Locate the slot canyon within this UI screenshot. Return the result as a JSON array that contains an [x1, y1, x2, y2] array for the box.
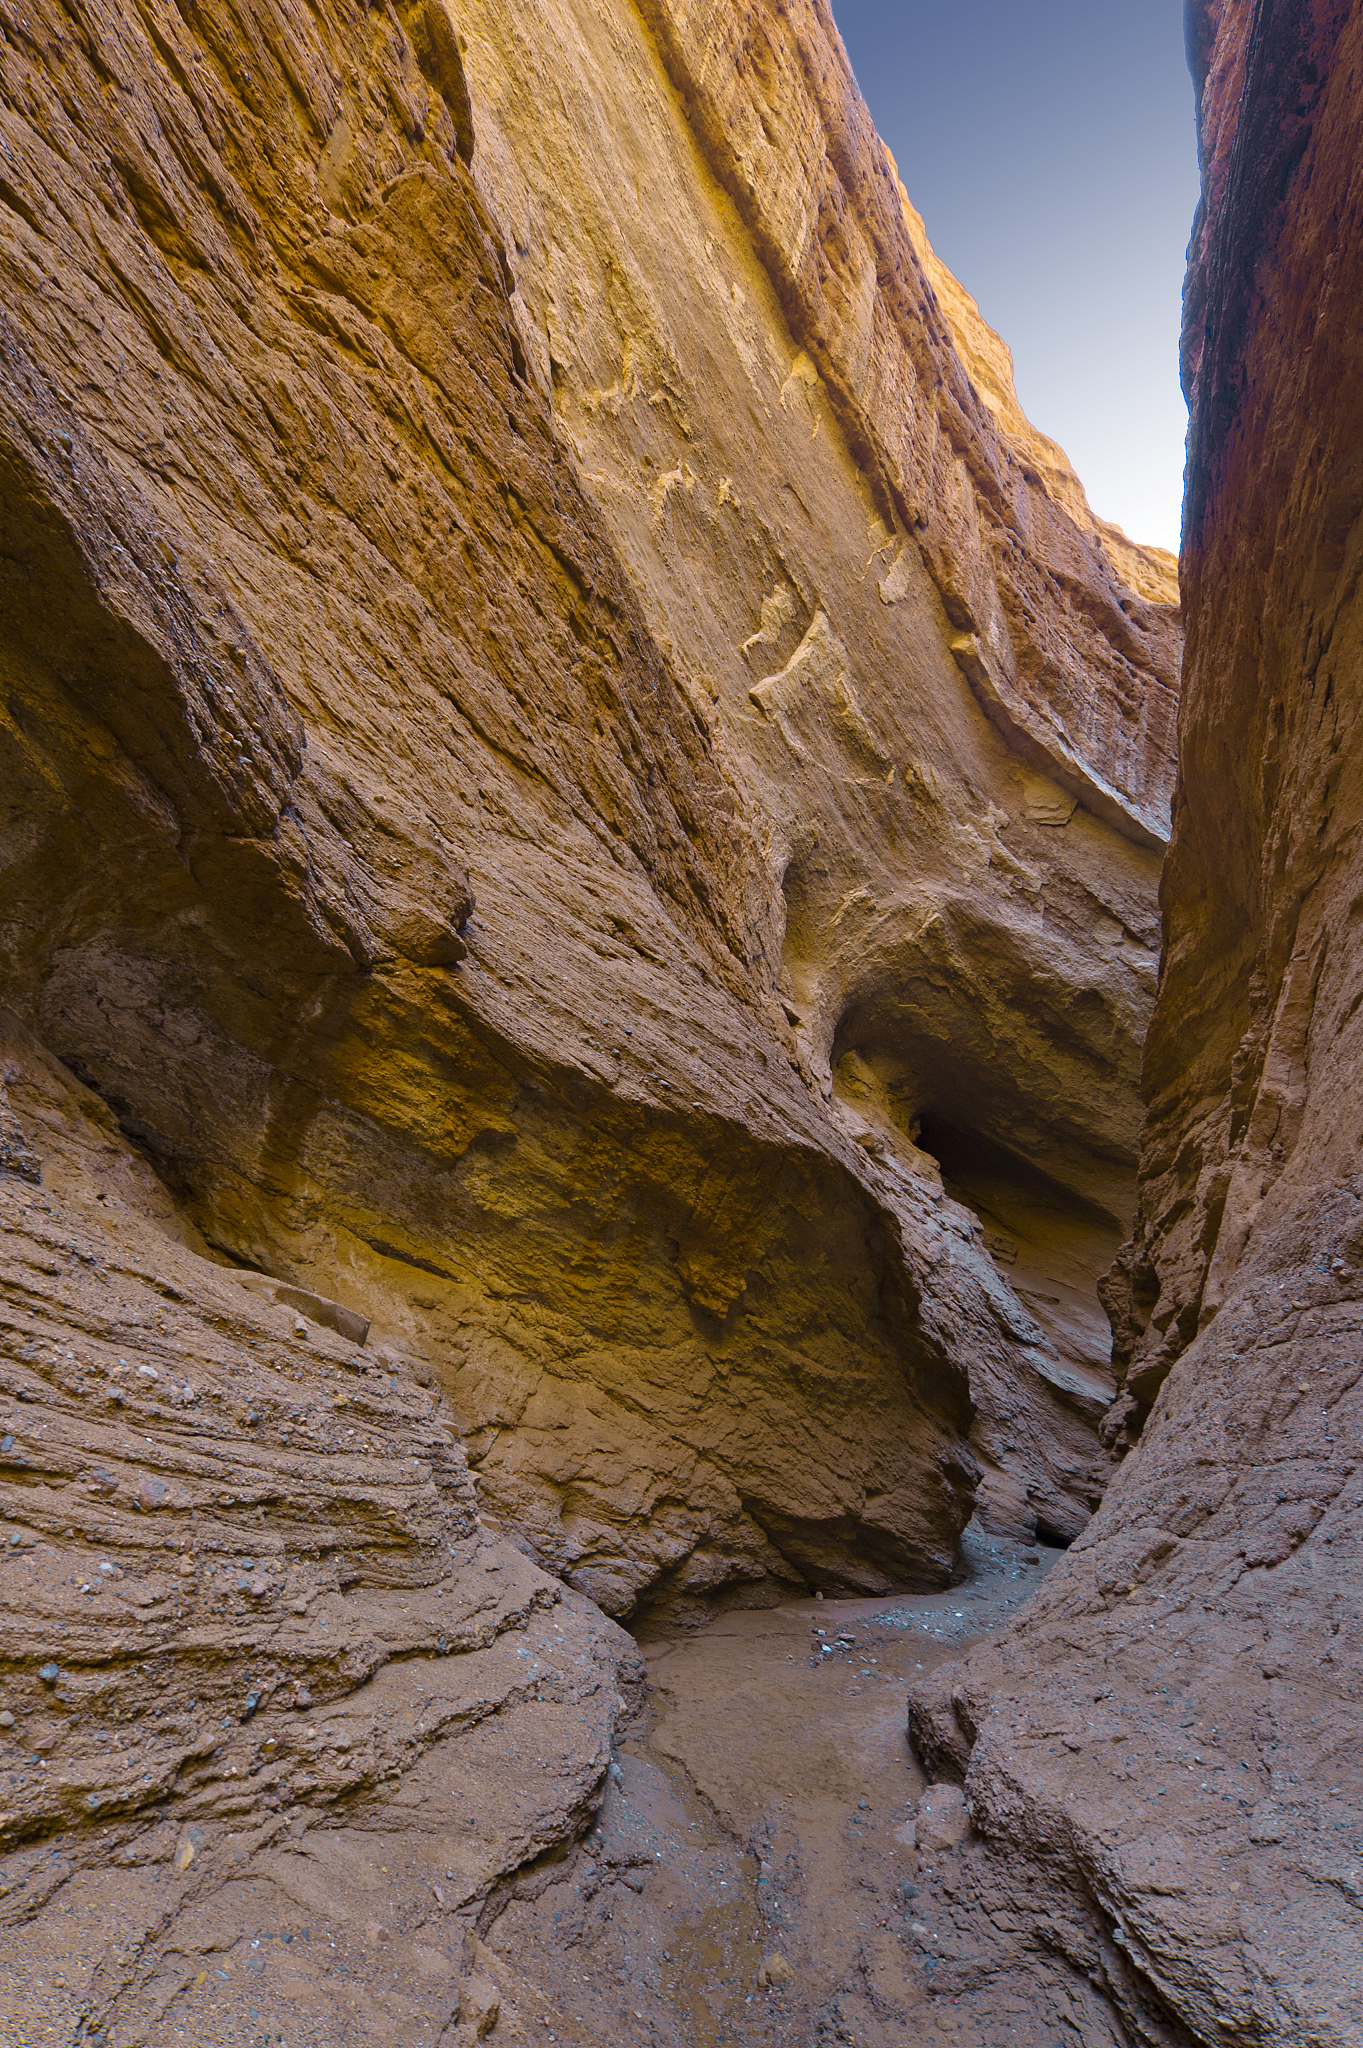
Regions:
[[0, 1, 1357, 2043]]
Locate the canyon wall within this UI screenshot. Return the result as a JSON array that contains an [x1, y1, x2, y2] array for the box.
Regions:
[[0, 0, 1178, 2037], [909, 3, 1363, 2042]]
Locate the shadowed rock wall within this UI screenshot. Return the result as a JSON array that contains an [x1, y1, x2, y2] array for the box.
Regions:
[[458, 0, 1179, 1547], [908, 5, 1363, 2041], [0, 0, 1178, 1626]]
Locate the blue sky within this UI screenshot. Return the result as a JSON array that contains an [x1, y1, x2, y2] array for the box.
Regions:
[[831, 1, 1200, 553]]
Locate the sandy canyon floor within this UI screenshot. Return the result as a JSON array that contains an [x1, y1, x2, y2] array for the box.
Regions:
[[543, 1530, 1061, 2048]]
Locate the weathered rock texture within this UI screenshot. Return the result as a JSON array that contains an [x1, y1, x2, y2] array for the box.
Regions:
[[0, 0, 1176, 1609], [909, 4, 1363, 2042], [0, 0, 1180, 2037], [0, 1013, 641, 2045]]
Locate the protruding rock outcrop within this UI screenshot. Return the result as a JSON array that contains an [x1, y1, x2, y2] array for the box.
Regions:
[[909, 5, 1363, 2041]]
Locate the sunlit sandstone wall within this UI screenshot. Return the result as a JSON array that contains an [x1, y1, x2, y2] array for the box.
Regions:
[[1, 0, 1175, 1649], [460, 0, 1180, 1551]]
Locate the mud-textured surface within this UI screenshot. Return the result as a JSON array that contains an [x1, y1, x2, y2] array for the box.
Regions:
[[491, 1527, 1073, 2048], [1, 0, 1186, 2038], [908, 6, 1363, 2044]]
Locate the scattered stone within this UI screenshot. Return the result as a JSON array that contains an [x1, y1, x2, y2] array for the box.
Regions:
[[173, 1824, 205, 1873], [917, 1783, 969, 1852], [757, 1953, 794, 1990]]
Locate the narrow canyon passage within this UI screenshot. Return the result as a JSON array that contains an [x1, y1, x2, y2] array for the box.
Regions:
[[2, 0, 1361, 2043], [491, 1528, 1064, 2048]]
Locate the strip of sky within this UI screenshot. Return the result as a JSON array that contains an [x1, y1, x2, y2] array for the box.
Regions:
[[831, 0, 1199, 554]]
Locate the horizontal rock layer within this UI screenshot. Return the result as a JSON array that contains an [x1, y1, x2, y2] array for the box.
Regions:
[[0, 1018, 640, 2044]]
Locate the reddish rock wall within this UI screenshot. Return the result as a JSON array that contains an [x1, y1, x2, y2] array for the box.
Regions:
[[909, 6, 1363, 2041]]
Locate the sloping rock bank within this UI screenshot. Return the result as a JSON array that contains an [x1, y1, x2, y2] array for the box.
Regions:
[[909, 5, 1363, 2041], [0, 1019, 640, 2046], [0, 0, 1181, 2037]]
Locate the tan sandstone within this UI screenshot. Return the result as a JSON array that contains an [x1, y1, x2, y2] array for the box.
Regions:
[[0, 0, 1183, 2039], [907, 5, 1363, 2043]]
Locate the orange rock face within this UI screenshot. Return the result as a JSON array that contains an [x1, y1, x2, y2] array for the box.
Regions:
[[0, 0, 1181, 2036], [909, 5, 1363, 2041]]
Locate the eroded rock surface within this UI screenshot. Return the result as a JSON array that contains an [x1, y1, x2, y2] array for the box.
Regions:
[[0, 1018, 639, 2044], [909, 5, 1363, 2041], [0, 0, 1181, 1622], [1, 0, 1181, 2036]]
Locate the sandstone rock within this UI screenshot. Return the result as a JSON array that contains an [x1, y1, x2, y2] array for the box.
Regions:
[[0, 0, 1178, 1627], [907, 6, 1363, 2041], [231, 1272, 371, 1348], [457, 0, 1178, 1565], [0, 0, 1189, 2037]]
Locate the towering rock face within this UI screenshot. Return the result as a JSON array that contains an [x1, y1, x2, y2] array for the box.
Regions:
[[909, 5, 1363, 2042], [0, 0, 1178, 2036], [0, 0, 1176, 1620]]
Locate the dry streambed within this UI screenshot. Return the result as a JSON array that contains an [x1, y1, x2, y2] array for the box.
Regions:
[[486, 1526, 1059, 2047]]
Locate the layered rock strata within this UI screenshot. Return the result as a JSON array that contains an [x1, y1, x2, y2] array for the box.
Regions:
[[0, 0, 1175, 1613], [0, 0, 1181, 2038], [909, 4, 1363, 2041], [0, 1015, 640, 2045], [466, 0, 1179, 1548]]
